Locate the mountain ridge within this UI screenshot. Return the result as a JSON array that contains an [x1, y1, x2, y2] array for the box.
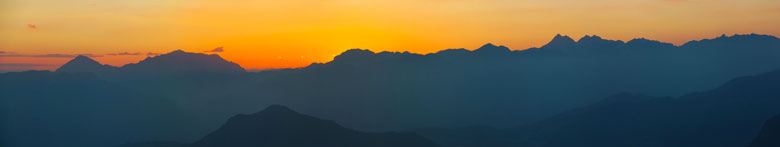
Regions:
[[52, 33, 778, 73], [121, 105, 439, 147], [55, 50, 245, 76], [55, 55, 117, 73]]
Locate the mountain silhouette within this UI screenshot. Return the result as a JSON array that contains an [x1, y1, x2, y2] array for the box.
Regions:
[[3, 34, 780, 147], [541, 34, 576, 49], [121, 105, 438, 147], [748, 114, 780, 147], [266, 33, 780, 131], [192, 105, 437, 147], [121, 50, 245, 74], [54, 50, 245, 77], [416, 68, 780, 147], [55, 55, 117, 73], [575, 35, 624, 47], [472, 43, 511, 56]]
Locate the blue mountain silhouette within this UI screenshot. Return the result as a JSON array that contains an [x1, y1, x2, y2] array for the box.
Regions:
[[3, 34, 780, 147], [55, 55, 117, 73], [121, 105, 438, 147], [416, 68, 780, 147], [748, 114, 780, 147], [56, 50, 244, 77]]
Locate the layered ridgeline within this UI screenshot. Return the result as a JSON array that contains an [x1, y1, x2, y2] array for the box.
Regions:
[[56, 50, 245, 77], [120, 105, 438, 147], [256, 34, 780, 131], [2, 34, 780, 147], [415, 67, 780, 147]]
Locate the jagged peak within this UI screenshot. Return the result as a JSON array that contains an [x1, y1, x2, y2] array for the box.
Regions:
[[542, 34, 576, 48], [576, 35, 625, 47], [626, 38, 675, 47], [681, 33, 779, 47], [578, 35, 604, 42]]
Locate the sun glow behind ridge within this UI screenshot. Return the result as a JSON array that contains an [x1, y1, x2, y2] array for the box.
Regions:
[[1, 0, 779, 71]]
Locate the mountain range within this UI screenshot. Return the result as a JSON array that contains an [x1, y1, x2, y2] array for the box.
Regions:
[[2, 33, 780, 147], [56, 50, 245, 78], [414, 67, 780, 146]]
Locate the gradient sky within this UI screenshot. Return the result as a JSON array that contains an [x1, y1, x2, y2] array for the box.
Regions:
[[1, 0, 779, 71]]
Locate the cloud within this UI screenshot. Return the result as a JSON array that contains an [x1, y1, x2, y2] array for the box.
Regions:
[[0, 63, 53, 67], [27, 24, 37, 29], [1, 50, 163, 58], [205, 46, 224, 52], [0, 53, 103, 58], [105, 51, 163, 56], [146, 52, 161, 56], [106, 52, 143, 56]]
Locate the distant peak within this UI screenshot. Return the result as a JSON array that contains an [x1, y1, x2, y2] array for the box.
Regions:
[[332, 49, 376, 62], [578, 35, 603, 42], [120, 49, 246, 73], [542, 34, 576, 48], [74, 55, 91, 59], [68, 55, 99, 63], [626, 38, 675, 47], [474, 43, 511, 54], [341, 49, 375, 55], [681, 33, 780, 47], [576, 35, 625, 47], [253, 104, 299, 116], [480, 43, 498, 48], [166, 50, 187, 55], [55, 54, 111, 73], [552, 34, 575, 42]]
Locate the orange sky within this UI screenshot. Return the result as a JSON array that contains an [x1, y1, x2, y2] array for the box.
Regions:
[[1, 0, 779, 71]]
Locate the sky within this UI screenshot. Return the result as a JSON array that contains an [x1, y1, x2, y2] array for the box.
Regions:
[[1, 0, 779, 71]]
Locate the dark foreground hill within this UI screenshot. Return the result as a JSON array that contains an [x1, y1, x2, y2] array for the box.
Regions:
[[121, 105, 438, 147], [415, 68, 780, 147], [748, 114, 780, 147]]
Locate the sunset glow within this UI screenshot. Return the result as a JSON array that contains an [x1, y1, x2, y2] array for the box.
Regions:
[[2, 0, 779, 71]]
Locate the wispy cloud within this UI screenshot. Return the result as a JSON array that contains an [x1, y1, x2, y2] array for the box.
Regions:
[[204, 46, 224, 52], [0, 63, 54, 67], [27, 24, 37, 29], [106, 51, 162, 56], [146, 52, 161, 56], [0, 53, 103, 58], [0, 51, 14, 54], [106, 52, 143, 56]]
